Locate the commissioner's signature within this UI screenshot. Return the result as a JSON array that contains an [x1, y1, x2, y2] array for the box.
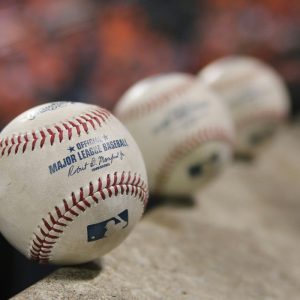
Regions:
[[68, 150, 125, 177], [153, 101, 208, 134]]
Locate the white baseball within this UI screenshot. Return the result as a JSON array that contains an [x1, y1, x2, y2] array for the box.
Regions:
[[114, 73, 235, 197], [198, 56, 290, 157], [0, 102, 148, 265]]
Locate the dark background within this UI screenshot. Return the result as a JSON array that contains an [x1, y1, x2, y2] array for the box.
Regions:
[[0, 0, 299, 299]]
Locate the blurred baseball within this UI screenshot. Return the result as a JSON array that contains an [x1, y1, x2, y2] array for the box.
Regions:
[[198, 56, 290, 157], [115, 73, 235, 197], [0, 102, 148, 264]]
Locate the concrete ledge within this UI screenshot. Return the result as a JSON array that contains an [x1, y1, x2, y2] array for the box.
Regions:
[[14, 125, 300, 299]]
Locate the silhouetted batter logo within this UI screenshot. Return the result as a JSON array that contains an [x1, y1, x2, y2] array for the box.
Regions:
[[248, 127, 275, 146], [87, 209, 129, 242], [188, 152, 219, 178]]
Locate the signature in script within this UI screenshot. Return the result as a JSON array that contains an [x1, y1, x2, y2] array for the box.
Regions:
[[68, 150, 125, 177]]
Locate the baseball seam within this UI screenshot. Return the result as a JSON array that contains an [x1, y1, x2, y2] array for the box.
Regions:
[[118, 80, 193, 122], [29, 171, 148, 264], [154, 126, 234, 192], [0, 108, 110, 157]]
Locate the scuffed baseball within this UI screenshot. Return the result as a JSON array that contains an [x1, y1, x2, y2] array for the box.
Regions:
[[115, 73, 235, 197], [0, 102, 148, 265], [198, 56, 290, 157]]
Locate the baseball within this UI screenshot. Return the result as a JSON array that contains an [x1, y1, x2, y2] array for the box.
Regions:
[[0, 102, 148, 265], [198, 56, 290, 157], [114, 73, 235, 197]]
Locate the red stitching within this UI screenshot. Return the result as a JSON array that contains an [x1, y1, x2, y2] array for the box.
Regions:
[[7, 136, 15, 155], [0, 108, 110, 157], [29, 171, 148, 264], [23, 134, 29, 153], [154, 127, 234, 193], [40, 130, 46, 148], [118, 80, 193, 122]]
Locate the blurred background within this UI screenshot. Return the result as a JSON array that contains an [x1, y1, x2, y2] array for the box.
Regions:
[[0, 0, 299, 298]]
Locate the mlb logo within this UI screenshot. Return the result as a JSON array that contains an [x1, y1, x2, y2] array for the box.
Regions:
[[87, 209, 129, 242]]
